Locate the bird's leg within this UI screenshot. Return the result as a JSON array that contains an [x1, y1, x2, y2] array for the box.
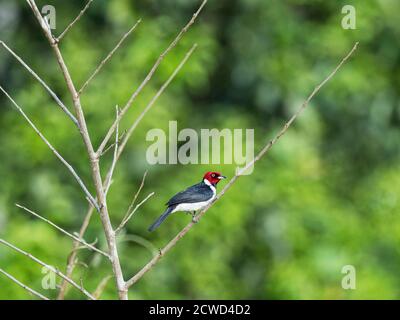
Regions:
[[191, 211, 198, 223], [185, 211, 196, 217]]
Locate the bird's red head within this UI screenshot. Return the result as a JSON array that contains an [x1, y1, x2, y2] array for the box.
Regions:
[[203, 171, 226, 186]]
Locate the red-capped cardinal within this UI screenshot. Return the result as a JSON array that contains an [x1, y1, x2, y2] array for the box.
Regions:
[[148, 171, 226, 231]]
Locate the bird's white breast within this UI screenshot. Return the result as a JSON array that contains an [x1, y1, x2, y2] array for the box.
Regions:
[[173, 201, 212, 212]]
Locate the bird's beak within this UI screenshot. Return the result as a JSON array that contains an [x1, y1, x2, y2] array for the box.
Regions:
[[218, 175, 226, 179]]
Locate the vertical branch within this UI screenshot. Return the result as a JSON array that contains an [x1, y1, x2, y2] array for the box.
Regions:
[[27, 0, 127, 300], [19, 0, 206, 300]]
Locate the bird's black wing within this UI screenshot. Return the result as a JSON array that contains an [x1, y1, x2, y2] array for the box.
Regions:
[[166, 182, 214, 206]]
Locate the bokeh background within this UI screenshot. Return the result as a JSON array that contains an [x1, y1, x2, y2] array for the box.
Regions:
[[0, 0, 399, 299]]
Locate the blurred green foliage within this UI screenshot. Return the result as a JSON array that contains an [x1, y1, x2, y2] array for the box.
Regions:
[[0, 0, 399, 299]]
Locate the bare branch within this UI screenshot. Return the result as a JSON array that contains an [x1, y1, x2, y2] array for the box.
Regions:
[[104, 106, 120, 195], [0, 268, 50, 300], [0, 41, 78, 127], [0, 238, 95, 300], [27, 0, 128, 299], [78, 19, 142, 95], [26, 0, 205, 300], [74, 240, 98, 252], [26, 0, 56, 44], [96, 0, 207, 156], [57, 0, 94, 42], [115, 192, 155, 235], [123, 171, 148, 220], [125, 42, 360, 289], [0, 86, 99, 211], [15, 204, 109, 258]]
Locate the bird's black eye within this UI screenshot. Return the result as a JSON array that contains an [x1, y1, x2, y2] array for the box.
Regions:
[[211, 173, 215, 178]]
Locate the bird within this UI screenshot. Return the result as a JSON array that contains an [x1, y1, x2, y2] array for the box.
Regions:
[[148, 171, 226, 232]]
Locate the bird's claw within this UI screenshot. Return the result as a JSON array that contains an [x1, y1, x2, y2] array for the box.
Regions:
[[192, 212, 199, 224]]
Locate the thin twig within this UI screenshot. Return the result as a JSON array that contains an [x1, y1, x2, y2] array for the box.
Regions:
[[115, 192, 155, 234], [123, 171, 148, 220], [0, 86, 99, 211], [100, 130, 127, 157], [124, 42, 360, 289], [57, 0, 94, 42], [96, 0, 207, 156], [0, 268, 50, 300], [15, 204, 109, 258], [0, 238, 95, 300], [0, 41, 78, 127], [104, 106, 120, 195], [78, 19, 142, 95], [119, 44, 198, 154]]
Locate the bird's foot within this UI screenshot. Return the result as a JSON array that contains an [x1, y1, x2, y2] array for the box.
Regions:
[[191, 211, 198, 223]]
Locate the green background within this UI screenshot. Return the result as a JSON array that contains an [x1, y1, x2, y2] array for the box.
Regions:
[[0, 0, 399, 299]]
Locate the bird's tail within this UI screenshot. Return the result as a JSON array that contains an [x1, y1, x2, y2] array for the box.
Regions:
[[148, 206, 175, 232]]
